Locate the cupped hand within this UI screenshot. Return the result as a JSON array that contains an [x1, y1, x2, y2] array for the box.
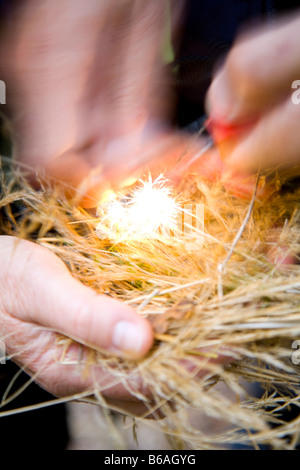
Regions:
[[0, 235, 153, 399]]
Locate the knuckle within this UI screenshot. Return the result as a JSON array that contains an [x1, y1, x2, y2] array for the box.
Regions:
[[226, 44, 258, 91], [70, 293, 105, 348], [71, 302, 92, 342]]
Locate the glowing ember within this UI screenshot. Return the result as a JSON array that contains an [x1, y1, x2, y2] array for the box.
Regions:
[[96, 176, 178, 242]]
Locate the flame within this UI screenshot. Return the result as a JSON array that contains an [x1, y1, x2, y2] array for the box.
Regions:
[[96, 176, 178, 242]]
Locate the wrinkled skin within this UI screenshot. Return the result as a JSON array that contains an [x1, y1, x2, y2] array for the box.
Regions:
[[0, 236, 153, 400]]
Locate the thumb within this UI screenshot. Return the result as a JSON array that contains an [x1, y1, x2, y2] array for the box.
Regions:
[[0, 236, 153, 359]]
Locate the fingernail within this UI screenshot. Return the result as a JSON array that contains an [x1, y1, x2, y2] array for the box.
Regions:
[[112, 321, 146, 358]]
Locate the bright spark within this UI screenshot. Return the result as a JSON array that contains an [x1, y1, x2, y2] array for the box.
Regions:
[[96, 175, 179, 242]]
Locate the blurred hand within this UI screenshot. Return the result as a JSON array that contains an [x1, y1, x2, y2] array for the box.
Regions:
[[0, 0, 185, 207], [0, 0, 259, 203], [206, 12, 300, 173]]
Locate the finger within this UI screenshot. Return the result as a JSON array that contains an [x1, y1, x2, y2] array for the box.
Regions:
[[222, 95, 300, 172], [161, 138, 268, 200], [0, 311, 148, 399], [0, 236, 153, 359], [102, 0, 169, 133], [206, 13, 300, 124], [90, 0, 185, 138], [80, 0, 175, 163]]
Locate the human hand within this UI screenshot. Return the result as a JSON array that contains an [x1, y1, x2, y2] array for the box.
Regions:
[[0, 0, 185, 207], [206, 12, 300, 173], [0, 234, 235, 417], [0, 235, 153, 399]]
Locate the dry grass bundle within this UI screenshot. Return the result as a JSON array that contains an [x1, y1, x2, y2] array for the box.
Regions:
[[1, 155, 300, 450]]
